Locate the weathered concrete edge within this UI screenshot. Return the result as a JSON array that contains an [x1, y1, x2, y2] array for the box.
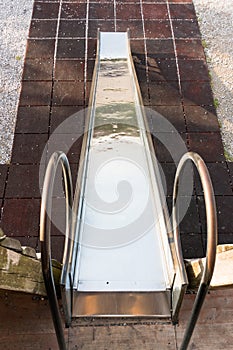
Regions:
[[0, 245, 61, 296], [185, 244, 233, 290]]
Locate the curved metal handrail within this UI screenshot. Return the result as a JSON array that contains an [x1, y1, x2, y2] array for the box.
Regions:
[[40, 151, 73, 350], [172, 152, 217, 350]]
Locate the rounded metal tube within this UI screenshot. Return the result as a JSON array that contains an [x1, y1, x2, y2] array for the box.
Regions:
[[40, 151, 73, 350], [172, 152, 217, 350]]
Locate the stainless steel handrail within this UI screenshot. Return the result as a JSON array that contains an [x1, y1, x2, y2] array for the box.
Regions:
[[172, 152, 217, 350], [40, 151, 73, 350]]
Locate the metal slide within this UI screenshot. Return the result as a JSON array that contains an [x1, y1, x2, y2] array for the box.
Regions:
[[40, 32, 217, 350]]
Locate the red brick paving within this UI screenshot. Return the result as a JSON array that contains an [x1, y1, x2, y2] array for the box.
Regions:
[[0, 0, 232, 263]]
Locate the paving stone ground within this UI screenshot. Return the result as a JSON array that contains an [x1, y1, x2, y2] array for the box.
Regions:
[[0, 0, 232, 260], [0, 1, 233, 349], [1, 288, 233, 349]]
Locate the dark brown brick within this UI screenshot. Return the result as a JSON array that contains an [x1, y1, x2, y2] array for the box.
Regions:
[[172, 19, 201, 39], [61, 3, 86, 19], [87, 39, 97, 59], [19, 81, 52, 106], [181, 233, 204, 259], [22, 59, 53, 81], [149, 105, 186, 133], [195, 162, 232, 196], [57, 39, 85, 58], [0, 165, 8, 198], [86, 60, 95, 81], [54, 60, 84, 81], [146, 39, 175, 59], [198, 195, 233, 234], [184, 105, 219, 132], [53, 81, 85, 106], [169, 196, 200, 233], [182, 82, 214, 106], [6, 165, 41, 198], [29, 20, 58, 38], [116, 3, 141, 20], [218, 233, 233, 246], [149, 81, 181, 106], [68, 136, 83, 163], [145, 20, 172, 39], [176, 39, 205, 60], [188, 132, 225, 162], [148, 58, 178, 82], [136, 0, 166, 1], [32, 2, 59, 19], [11, 134, 48, 164], [1, 199, 41, 237], [58, 20, 85, 38], [142, 3, 168, 20], [89, 0, 114, 2], [168, 0, 192, 2], [26, 39, 55, 59], [89, 3, 114, 20], [130, 40, 146, 56], [178, 60, 209, 82], [228, 162, 233, 188], [169, 4, 196, 19], [15, 106, 50, 134], [50, 106, 85, 133], [166, 197, 202, 236], [141, 0, 166, 2]]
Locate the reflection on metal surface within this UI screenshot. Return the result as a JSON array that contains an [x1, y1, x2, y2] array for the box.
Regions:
[[74, 31, 173, 294], [73, 291, 170, 317], [61, 32, 187, 318]]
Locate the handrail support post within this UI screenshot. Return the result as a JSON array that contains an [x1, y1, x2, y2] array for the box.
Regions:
[[40, 152, 73, 350], [172, 152, 217, 350]]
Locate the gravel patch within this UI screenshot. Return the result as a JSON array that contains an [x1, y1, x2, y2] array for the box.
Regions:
[[0, 0, 34, 164], [193, 0, 233, 160]]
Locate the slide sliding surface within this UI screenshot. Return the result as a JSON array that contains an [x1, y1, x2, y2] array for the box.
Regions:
[[62, 32, 186, 318]]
